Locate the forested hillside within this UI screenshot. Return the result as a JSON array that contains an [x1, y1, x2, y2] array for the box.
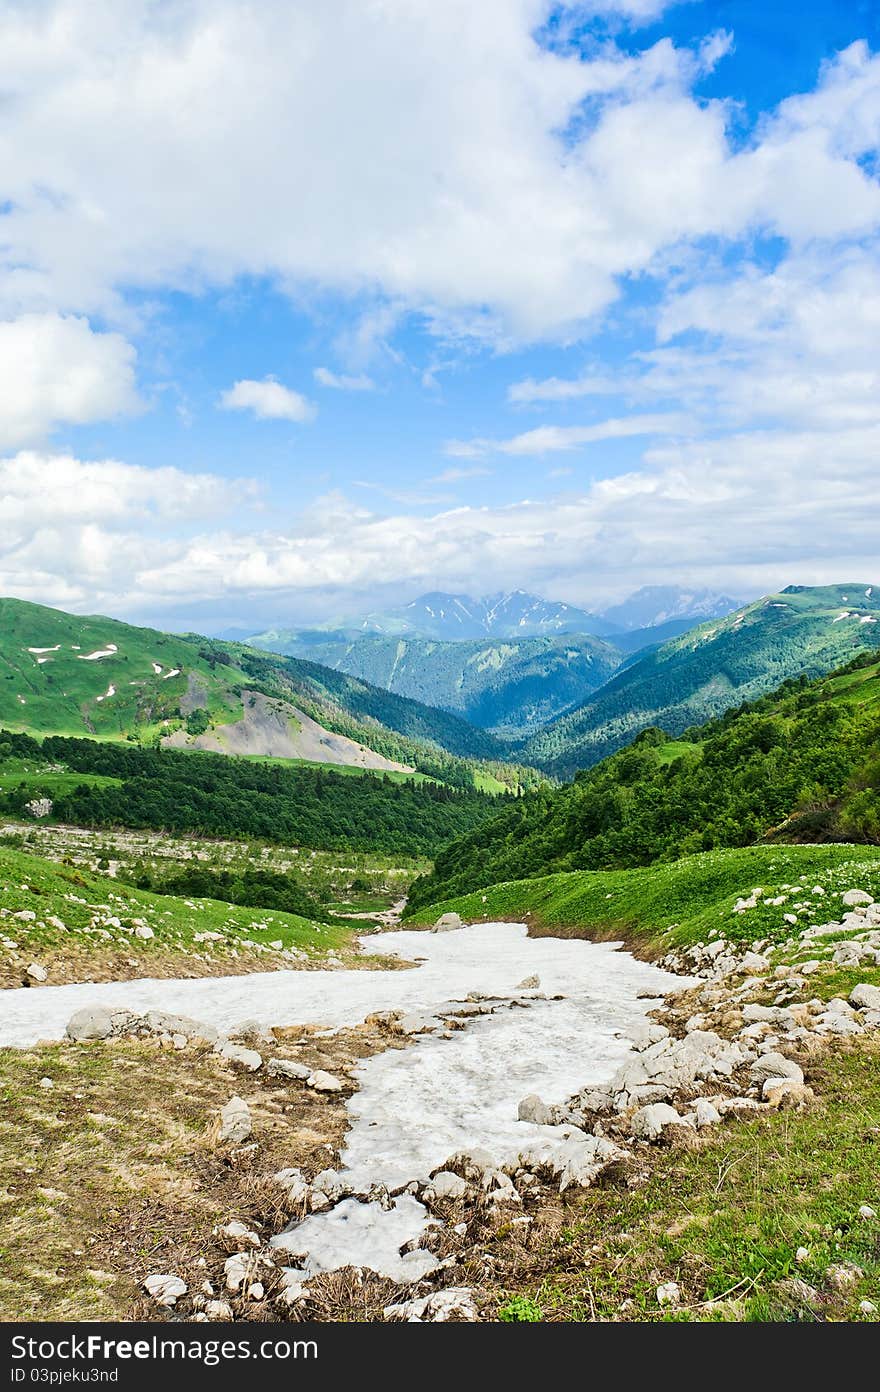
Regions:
[[0, 730, 507, 857], [522, 584, 880, 777], [408, 652, 880, 908]]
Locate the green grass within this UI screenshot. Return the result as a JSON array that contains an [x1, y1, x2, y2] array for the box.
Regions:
[[406, 843, 880, 953], [499, 1042, 880, 1322], [0, 842, 350, 965]]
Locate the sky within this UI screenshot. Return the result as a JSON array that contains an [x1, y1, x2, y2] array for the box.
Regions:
[[1, 0, 879, 633]]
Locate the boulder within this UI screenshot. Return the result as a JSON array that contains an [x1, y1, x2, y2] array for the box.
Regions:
[[217, 1042, 263, 1071], [762, 1078, 814, 1107], [26, 962, 47, 982], [267, 1057, 312, 1080], [143, 1274, 187, 1307], [842, 889, 874, 906], [143, 1011, 218, 1045], [433, 912, 464, 932], [693, 1098, 722, 1129], [740, 952, 770, 975], [425, 1170, 468, 1201], [308, 1069, 343, 1093], [384, 1288, 477, 1322], [516, 975, 540, 990], [517, 1094, 555, 1126], [656, 1282, 680, 1307], [850, 982, 880, 1012], [749, 1052, 804, 1086], [218, 1095, 252, 1144], [66, 1006, 115, 1041], [630, 1102, 683, 1141]]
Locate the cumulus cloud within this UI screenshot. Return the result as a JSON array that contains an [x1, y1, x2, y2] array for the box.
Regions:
[[0, 5, 877, 344], [313, 367, 375, 391], [0, 313, 139, 447], [219, 377, 316, 422]]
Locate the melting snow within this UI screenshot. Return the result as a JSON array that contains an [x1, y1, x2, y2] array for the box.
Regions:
[[151, 663, 163, 674], [95, 684, 116, 703], [833, 611, 851, 622], [77, 645, 118, 661], [0, 924, 683, 1279], [163, 668, 181, 679]]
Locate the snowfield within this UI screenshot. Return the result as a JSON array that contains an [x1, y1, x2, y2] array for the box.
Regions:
[[0, 923, 683, 1280]]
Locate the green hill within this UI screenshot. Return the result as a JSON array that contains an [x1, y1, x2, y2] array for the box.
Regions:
[[0, 597, 539, 791], [521, 584, 880, 778], [247, 629, 622, 735], [408, 650, 880, 908]]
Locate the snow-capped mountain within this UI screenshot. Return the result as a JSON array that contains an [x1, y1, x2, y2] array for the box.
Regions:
[[356, 590, 616, 640], [599, 586, 743, 633]]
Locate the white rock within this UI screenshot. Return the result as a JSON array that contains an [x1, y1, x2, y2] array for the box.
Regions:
[[205, 1300, 233, 1319], [630, 1102, 683, 1141], [860, 1300, 877, 1315], [267, 1057, 312, 1080], [432, 912, 463, 932], [858, 1204, 876, 1220], [851, 983, 880, 1012], [693, 1098, 721, 1128], [26, 962, 47, 982], [842, 889, 874, 906], [384, 1287, 477, 1322], [740, 952, 770, 974], [218, 1095, 252, 1144], [217, 1220, 261, 1249], [217, 1042, 263, 1071], [144, 1274, 187, 1307], [749, 1052, 804, 1086], [656, 1281, 680, 1307], [308, 1069, 343, 1093], [796, 1247, 810, 1264], [134, 924, 154, 940], [517, 1094, 555, 1125], [426, 1170, 468, 1201], [224, 1253, 252, 1293], [273, 1168, 311, 1204], [516, 975, 540, 990]]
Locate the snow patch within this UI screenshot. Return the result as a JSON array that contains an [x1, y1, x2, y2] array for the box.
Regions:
[[27, 645, 60, 654], [95, 684, 116, 703], [163, 668, 181, 680], [151, 663, 163, 675], [77, 645, 118, 661]]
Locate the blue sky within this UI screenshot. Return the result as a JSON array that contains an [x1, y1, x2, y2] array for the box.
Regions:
[[1, 0, 879, 632]]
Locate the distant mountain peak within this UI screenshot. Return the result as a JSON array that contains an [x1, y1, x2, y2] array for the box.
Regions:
[[355, 590, 616, 640], [600, 585, 743, 632]]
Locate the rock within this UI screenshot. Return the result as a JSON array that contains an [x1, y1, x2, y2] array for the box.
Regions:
[[842, 889, 874, 906], [205, 1300, 233, 1319], [143, 1274, 187, 1307], [384, 1288, 477, 1322], [850, 983, 880, 1012], [630, 1103, 683, 1141], [693, 1098, 721, 1128], [218, 1095, 252, 1144], [134, 924, 154, 940], [749, 1052, 804, 1086], [433, 912, 463, 932], [26, 962, 48, 982], [224, 1253, 252, 1293], [656, 1281, 680, 1307], [38, 1076, 54, 1090], [740, 952, 770, 975], [217, 1220, 261, 1249], [517, 1094, 555, 1126], [247, 1282, 264, 1300], [308, 1070, 343, 1093], [217, 1042, 263, 1071], [143, 1011, 218, 1045], [825, 1263, 861, 1291], [762, 1079, 814, 1107], [816, 1012, 863, 1036], [610, 1028, 750, 1109], [858, 1204, 876, 1220], [795, 1246, 810, 1263], [425, 1170, 468, 1201], [396, 1012, 437, 1036], [717, 1096, 766, 1116], [516, 974, 540, 990], [273, 1168, 311, 1204], [860, 1301, 877, 1315], [66, 1006, 115, 1041], [267, 1057, 312, 1080]]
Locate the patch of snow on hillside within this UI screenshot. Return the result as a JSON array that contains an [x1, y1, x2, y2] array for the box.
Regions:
[[151, 663, 163, 674], [860, 616, 877, 624], [163, 668, 181, 679], [833, 611, 851, 622], [95, 684, 116, 703], [77, 645, 118, 661], [28, 645, 60, 654]]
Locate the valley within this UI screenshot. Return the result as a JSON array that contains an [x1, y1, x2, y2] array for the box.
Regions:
[[1, 585, 879, 1326]]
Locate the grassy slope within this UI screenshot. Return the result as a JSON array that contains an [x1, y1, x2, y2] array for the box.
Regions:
[[523, 584, 880, 777], [0, 596, 529, 787], [0, 841, 354, 984], [410, 654, 880, 909], [407, 843, 880, 953]]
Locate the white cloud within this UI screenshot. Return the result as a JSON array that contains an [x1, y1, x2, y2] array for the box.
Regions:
[[447, 413, 692, 456], [0, 313, 139, 447], [508, 371, 623, 404], [313, 367, 375, 391], [0, 6, 876, 344], [219, 377, 316, 422], [429, 466, 492, 483]]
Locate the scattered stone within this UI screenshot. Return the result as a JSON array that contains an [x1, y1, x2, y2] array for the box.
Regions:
[[749, 1052, 804, 1086], [795, 1247, 810, 1264], [517, 1094, 555, 1126], [26, 963, 47, 982], [218, 1095, 252, 1144], [308, 1070, 343, 1093], [143, 1274, 187, 1307], [762, 1079, 814, 1108], [267, 1058, 311, 1081], [842, 890, 874, 906], [205, 1300, 233, 1320], [217, 1220, 261, 1249], [38, 1076, 54, 1090], [66, 1007, 115, 1041], [693, 1098, 721, 1128], [656, 1281, 680, 1307], [860, 1301, 877, 1315], [740, 952, 770, 975], [850, 983, 880, 1012], [516, 975, 540, 990], [384, 1288, 477, 1322], [433, 912, 463, 932], [630, 1103, 683, 1141], [858, 1204, 876, 1220], [425, 1171, 469, 1201], [217, 1042, 263, 1071]]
